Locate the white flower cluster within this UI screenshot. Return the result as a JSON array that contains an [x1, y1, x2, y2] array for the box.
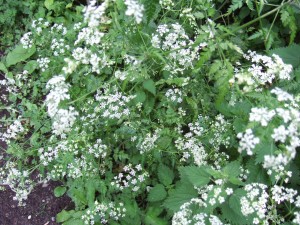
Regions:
[[0, 119, 24, 143], [87, 139, 108, 158], [151, 23, 201, 74], [249, 107, 275, 127], [50, 23, 67, 36], [62, 58, 79, 74], [51, 38, 70, 56], [114, 70, 128, 81], [1, 162, 34, 206], [94, 87, 135, 120], [38, 141, 69, 166], [231, 51, 293, 92], [124, 0, 144, 24], [165, 87, 183, 103], [208, 115, 231, 150], [240, 183, 269, 224], [81, 201, 126, 225], [45, 75, 78, 138], [237, 129, 260, 156], [67, 157, 97, 179], [111, 164, 148, 192], [20, 32, 33, 49], [271, 185, 297, 204], [31, 18, 50, 35], [75, 27, 105, 46], [241, 183, 300, 224], [175, 136, 207, 166], [172, 197, 224, 225], [83, 0, 110, 28], [248, 88, 300, 171], [159, 0, 174, 10], [138, 130, 160, 154], [37, 57, 50, 72]]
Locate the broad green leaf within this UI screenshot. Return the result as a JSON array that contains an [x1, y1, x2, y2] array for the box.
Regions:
[[223, 161, 241, 178], [24, 60, 38, 74], [268, 44, 300, 68], [54, 186, 67, 197], [157, 164, 174, 186], [45, 0, 54, 10], [0, 62, 8, 73], [179, 166, 211, 187], [56, 210, 72, 223], [62, 219, 84, 225], [6, 45, 36, 67], [148, 184, 167, 202], [143, 79, 156, 95], [163, 181, 198, 211]]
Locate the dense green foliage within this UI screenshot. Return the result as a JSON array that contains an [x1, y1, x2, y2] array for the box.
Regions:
[[1, 0, 300, 224]]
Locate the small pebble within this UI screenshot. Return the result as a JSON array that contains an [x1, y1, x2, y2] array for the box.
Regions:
[[28, 215, 31, 220]]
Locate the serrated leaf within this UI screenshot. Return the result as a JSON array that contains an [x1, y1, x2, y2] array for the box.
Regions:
[[158, 164, 174, 186], [223, 161, 241, 178], [163, 181, 198, 211], [143, 79, 156, 95], [54, 186, 67, 197], [179, 166, 210, 187], [6, 45, 36, 67], [268, 44, 300, 68], [148, 184, 167, 202]]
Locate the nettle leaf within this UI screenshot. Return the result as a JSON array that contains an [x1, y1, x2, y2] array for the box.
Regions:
[[6, 45, 36, 67], [223, 161, 241, 178], [54, 186, 67, 197], [179, 166, 211, 187], [255, 140, 276, 164], [148, 184, 167, 202], [143, 79, 156, 95], [163, 181, 198, 211], [268, 44, 300, 68], [157, 164, 174, 186]]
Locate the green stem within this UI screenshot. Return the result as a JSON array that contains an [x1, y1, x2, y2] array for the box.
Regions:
[[230, 0, 291, 34]]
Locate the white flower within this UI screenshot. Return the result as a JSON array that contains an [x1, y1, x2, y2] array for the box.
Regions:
[[124, 0, 144, 24], [237, 129, 260, 155], [249, 107, 275, 126]]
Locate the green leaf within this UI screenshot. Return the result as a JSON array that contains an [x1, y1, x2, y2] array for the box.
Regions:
[[144, 207, 168, 225], [179, 166, 211, 187], [44, 0, 54, 10], [24, 60, 38, 74], [268, 44, 300, 68], [56, 210, 72, 223], [143, 79, 156, 95], [163, 181, 198, 211], [223, 161, 240, 178], [62, 219, 85, 225], [157, 164, 174, 186], [6, 45, 36, 67], [0, 62, 8, 74], [148, 184, 167, 202], [85, 180, 96, 206], [54, 186, 67, 197]]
